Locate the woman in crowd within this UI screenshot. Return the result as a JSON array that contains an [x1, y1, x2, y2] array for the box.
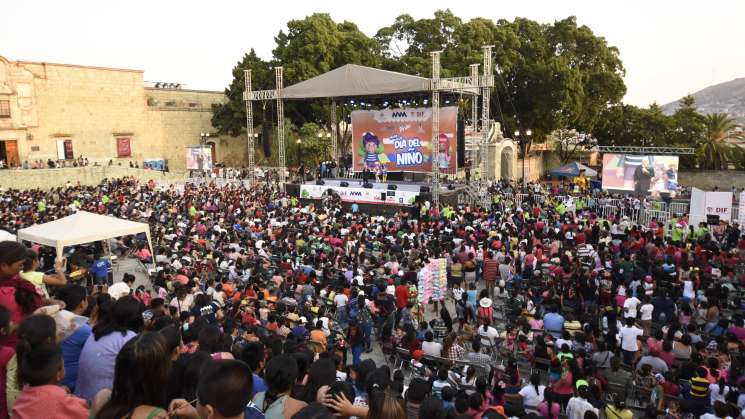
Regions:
[[75, 296, 143, 403], [92, 332, 171, 419]]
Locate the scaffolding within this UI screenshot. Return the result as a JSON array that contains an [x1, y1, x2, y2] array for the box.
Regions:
[[242, 47, 496, 207]]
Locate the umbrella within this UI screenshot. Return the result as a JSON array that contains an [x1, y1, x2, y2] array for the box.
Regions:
[[548, 162, 597, 178]]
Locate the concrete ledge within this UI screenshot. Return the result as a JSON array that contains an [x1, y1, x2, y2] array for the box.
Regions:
[[0, 166, 187, 190]]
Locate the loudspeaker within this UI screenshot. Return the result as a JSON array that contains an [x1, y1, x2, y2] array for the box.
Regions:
[[420, 186, 430, 193], [262, 123, 271, 157], [707, 214, 720, 225], [380, 192, 386, 201], [316, 179, 325, 185], [340, 181, 349, 187], [387, 184, 397, 191], [457, 118, 465, 168], [363, 182, 373, 189]]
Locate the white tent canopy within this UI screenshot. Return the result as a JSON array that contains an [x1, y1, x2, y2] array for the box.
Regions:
[[280, 64, 432, 99], [16, 211, 153, 261]]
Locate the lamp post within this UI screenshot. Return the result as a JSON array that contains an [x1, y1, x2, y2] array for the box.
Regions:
[[514, 129, 532, 186], [200, 132, 210, 144]]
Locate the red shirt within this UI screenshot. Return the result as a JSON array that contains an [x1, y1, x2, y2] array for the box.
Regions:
[[395, 284, 409, 309]]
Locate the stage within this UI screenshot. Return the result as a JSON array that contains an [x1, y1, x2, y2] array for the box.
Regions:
[[286, 178, 469, 212]]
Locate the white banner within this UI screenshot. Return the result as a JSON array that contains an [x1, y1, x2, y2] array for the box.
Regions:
[[705, 191, 733, 223], [689, 187, 706, 226], [299, 184, 419, 206], [739, 191, 745, 227]]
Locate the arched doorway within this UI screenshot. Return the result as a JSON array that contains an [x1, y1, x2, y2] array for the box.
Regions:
[[500, 146, 514, 180]]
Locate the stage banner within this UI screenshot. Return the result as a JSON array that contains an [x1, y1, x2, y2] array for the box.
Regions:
[[299, 184, 419, 206], [351, 107, 457, 174], [705, 191, 733, 223], [185, 146, 213, 170]]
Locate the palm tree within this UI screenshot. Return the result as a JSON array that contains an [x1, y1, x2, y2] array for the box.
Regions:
[[699, 113, 741, 170]]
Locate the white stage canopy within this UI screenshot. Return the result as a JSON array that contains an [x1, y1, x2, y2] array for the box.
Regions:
[[16, 211, 154, 261], [280, 64, 432, 99]]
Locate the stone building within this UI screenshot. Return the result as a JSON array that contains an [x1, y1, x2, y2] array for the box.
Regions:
[[0, 56, 246, 171]]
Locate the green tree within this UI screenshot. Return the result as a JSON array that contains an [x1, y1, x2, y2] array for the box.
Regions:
[[670, 95, 705, 168], [211, 49, 273, 137], [700, 113, 741, 170]]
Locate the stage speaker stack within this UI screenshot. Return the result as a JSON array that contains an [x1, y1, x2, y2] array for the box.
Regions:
[[420, 186, 430, 193], [387, 184, 397, 191], [316, 179, 325, 185], [457, 118, 465, 168], [340, 181, 349, 187]]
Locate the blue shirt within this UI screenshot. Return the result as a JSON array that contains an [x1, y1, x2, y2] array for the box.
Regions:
[[60, 323, 92, 391], [75, 330, 137, 403], [466, 290, 478, 306], [252, 373, 267, 397], [543, 312, 565, 338], [90, 259, 110, 278]]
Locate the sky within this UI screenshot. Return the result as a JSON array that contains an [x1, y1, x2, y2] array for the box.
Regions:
[[3, 0, 744, 107]]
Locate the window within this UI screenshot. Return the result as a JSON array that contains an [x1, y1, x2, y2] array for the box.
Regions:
[[116, 137, 131, 157], [0, 100, 10, 118]]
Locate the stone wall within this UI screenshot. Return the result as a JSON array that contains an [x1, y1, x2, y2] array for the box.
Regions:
[[15, 61, 147, 164], [0, 166, 187, 190], [678, 171, 745, 191], [0, 57, 248, 171]]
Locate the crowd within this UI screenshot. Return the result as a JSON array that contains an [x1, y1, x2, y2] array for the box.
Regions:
[[0, 174, 742, 419]]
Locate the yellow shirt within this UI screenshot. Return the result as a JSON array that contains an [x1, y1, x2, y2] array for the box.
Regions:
[[20, 271, 48, 298]]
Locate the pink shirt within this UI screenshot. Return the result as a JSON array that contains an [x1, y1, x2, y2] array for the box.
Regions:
[[12, 384, 88, 419]]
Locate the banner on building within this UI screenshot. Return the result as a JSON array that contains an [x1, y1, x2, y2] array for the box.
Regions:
[[116, 137, 131, 157], [351, 107, 457, 174], [739, 191, 745, 227], [299, 184, 419, 206], [143, 159, 165, 171], [185, 146, 212, 170]]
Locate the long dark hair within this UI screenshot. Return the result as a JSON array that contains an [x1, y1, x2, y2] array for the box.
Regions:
[[0, 241, 38, 314], [15, 314, 56, 387], [93, 296, 144, 340], [96, 332, 171, 419]]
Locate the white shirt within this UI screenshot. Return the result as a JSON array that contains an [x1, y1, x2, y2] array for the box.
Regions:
[[640, 304, 654, 321], [518, 385, 545, 408], [422, 341, 443, 357], [566, 397, 598, 419], [683, 280, 695, 299], [623, 296, 641, 318], [478, 326, 499, 341], [618, 325, 643, 351], [334, 293, 348, 308]]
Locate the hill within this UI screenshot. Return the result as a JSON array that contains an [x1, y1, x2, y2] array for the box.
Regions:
[[663, 77, 745, 122]]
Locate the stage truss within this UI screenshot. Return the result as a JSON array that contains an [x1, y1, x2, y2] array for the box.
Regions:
[[594, 146, 695, 155], [243, 47, 496, 206]]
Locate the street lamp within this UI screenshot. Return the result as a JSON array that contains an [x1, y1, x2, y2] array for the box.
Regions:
[[200, 132, 210, 143], [514, 129, 532, 186]]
